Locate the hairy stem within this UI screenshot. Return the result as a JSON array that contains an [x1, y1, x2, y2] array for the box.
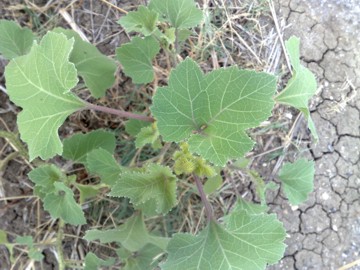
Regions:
[[85, 103, 154, 122], [193, 174, 214, 221], [56, 219, 65, 270]]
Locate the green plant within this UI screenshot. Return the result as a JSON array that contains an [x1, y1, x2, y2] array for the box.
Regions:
[[0, 0, 318, 269]]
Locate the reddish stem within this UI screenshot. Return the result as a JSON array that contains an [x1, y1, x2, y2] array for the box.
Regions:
[[193, 174, 214, 222]]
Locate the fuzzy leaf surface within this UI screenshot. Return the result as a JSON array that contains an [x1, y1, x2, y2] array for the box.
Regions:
[[149, 0, 203, 29], [275, 36, 318, 140], [278, 158, 314, 205], [109, 164, 177, 215], [124, 244, 163, 270], [62, 130, 116, 164], [151, 58, 276, 166], [84, 213, 168, 251], [135, 124, 160, 148], [0, 20, 35, 59], [125, 119, 152, 136], [163, 211, 286, 270], [86, 148, 122, 185], [5, 31, 85, 160], [116, 36, 160, 84], [28, 164, 65, 194], [43, 182, 86, 225], [118, 6, 158, 36]]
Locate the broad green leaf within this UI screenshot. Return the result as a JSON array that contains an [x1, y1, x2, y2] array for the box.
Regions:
[[125, 119, 152, 136], [28, 249, 44, 261], [278, 158, 314, 205], [118, 6, 158, 36], [28, 164, 65, 193], [151, 58, 276, 166], [5, 31, 85, 160], [84, 213, 168, 251], [84, 252, 115, 270], [62, 129, 116, 164], [43, 182, 86, 225], [116, 36, 160, 84], [86, 148, 122, 185], [109, 164, 178, 215], [53, 28, 117, 98], [15, 236, 33, 246], [75, 183, 102, 204], [0, 20, 35, 59], [163, 211, 286, 270], [135, 124, 160, 148], [275, 36, 318, 140], [232, 198, 268, 215], [124, 244, 163, 270], [149, 0, 203, 29], [203, 173, 222, 195]]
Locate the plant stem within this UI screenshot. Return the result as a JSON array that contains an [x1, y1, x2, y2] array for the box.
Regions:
[[56, 219, 65, 270], [85, 103, 154, 122], [193, 174, 214, 222]]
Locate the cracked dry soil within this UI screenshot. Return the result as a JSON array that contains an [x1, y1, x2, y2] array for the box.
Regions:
[[269, 0, 360, 269]]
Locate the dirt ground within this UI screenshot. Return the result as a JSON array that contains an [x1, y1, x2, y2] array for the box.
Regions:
[[0, 0, 359, 269], [268, 0, 360, 269]]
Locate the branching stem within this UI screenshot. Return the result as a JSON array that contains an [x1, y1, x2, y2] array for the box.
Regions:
[[85, 103, 154, 122], [193, 174, 214, 222]]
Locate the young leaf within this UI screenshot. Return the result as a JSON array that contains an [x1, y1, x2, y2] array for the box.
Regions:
[[203, 172, 222, 195], [278, 158, 315, 205], [125, 119, 152, 136], [53, 28, 117, 98], [16, 236, 44, 261], [275, 36, 318, 140], [109, 164, 178, 215], [0, 20, 35, 59], [43, 182, 86, 225], [118, 6, 159, 36], [84, 252, 115, 270], [28, 164, 65, 193], [116, 36, 160, 84], [62, 129, 116, 164], [75, 183, 102, 204], [124, 244, 163, 270], [84, 213, 168, 251], [86, 148, 122, 185], [151, 58, 276, 166], [149, 0, 203, 29], [5, 31, 85, 160], [163, 211, 286, 270], [135, 124, 160, 148]]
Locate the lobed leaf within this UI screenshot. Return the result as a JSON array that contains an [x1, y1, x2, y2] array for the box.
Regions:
[[275, 36, 318, 140], [43, 182, 86, 225], [149, 0, 203, 29], [123, 243, 163, 270], [86, 148, 122, 185], [5, 31, 85, 160], [0, 20, 35, 59], [109, 164, 178, 215], [62, 129, 116, 164], [135, 124, 160, 148], [278, 158, 315, 205], [151, 58, 276, 166], [116, 36, 160, 84], [118, 6, 159, 36], [54, 28, 117, 98], [163, 210, 286, 270]]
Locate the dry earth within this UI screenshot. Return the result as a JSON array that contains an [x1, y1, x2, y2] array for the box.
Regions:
[[268, 0, 360, 269]]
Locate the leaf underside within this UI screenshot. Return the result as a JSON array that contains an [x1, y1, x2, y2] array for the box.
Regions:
[[5, 31, 85, 160], [275, 36, 318, 140], [163, 210, 286, 270], [278, 158, 315, 205], [151, 58, 276, 166]]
